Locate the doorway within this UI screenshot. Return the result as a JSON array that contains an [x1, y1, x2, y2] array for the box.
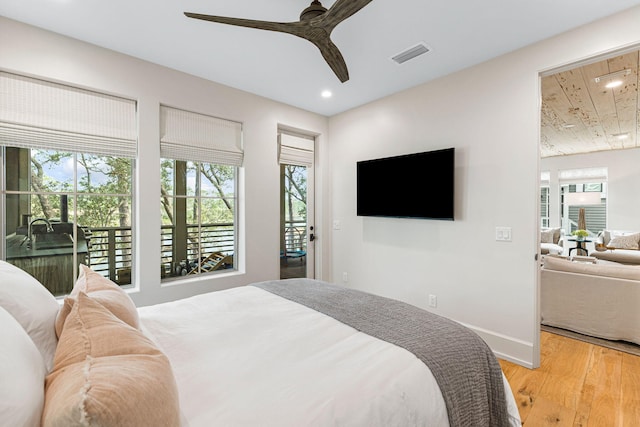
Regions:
[[539, 46, 640, 351], [278, 131, 315, 279]]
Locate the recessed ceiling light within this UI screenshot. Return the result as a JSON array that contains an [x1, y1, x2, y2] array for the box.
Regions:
[[321, 90, 332, 98], [612, 132, 630, 140], [594, 69, 631, 87], [605, 80, 623, 89]]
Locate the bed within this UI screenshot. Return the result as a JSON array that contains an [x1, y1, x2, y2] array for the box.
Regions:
[[0, 260, 521, 427]]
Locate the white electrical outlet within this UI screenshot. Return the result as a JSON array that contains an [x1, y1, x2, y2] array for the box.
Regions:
[[333, 220, 341, 230], [428, 294, 437, 308], [342, 272, 348, 282]]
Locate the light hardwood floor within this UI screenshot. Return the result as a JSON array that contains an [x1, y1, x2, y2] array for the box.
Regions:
[[499, 331, 640, 426]]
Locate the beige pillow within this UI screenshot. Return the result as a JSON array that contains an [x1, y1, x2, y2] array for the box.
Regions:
[[43, 292, 180, 427], [55, 264, 139, 338], [541, 229, 554, 244], [541, 227, 561, 244], [608, 233, 640, 250]]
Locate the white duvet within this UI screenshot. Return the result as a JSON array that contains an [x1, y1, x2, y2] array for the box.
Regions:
[[139, 285, 521, 427]]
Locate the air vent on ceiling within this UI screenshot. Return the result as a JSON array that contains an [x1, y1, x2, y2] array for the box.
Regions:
[[391, 43, 430, 65]]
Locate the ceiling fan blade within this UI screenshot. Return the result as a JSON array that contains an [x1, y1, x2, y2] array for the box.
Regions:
[[321, 0, 373, 31], [312, 38, 349, 83], [184, 12, 302, 36], [184, 7, 355, 83]]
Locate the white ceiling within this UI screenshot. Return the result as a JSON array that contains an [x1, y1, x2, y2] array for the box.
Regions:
[[2, 0, 640, 116]]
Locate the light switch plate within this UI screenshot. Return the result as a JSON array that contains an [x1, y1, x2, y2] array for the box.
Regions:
[[495, 226, 512, 241]]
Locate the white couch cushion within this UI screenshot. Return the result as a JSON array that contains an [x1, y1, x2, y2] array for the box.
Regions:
[[543, 255, 640, 281], [541, 243, 563, 255]]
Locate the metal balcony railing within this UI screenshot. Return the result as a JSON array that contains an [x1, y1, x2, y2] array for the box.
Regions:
[[87, 226, 132, 281], [161, 222, 234, 277], [89, 222, 235, 283], [87, 220, 306, 283], [282, 220, 307, 260]]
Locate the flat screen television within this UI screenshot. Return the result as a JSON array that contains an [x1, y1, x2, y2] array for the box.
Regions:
[[356, 148, 454, 220]]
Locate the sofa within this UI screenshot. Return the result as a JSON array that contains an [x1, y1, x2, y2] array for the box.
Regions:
[[540, 255, 640, 345], [540, 227, 564, 255], [591, 230, 640, 265]]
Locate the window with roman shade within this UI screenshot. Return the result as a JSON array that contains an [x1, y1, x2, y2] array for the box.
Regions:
[[159, 106, 241, 279], [0, 72, 138, 296]]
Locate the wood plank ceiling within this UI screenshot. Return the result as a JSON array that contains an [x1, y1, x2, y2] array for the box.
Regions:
[[541, 50, 639, 158]]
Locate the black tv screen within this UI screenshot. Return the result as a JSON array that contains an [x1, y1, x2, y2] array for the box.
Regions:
[[357, 148, 454, 220]]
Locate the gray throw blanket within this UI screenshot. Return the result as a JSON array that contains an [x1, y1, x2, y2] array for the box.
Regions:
[[253, 279, 510, 427]]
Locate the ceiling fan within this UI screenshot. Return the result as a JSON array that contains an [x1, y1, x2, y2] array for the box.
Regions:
[[184, 0, 374, 83]]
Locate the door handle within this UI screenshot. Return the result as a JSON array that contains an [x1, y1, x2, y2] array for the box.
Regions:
[[309, 226, 315, 242]]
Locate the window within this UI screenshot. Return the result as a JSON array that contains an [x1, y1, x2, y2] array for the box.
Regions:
[[0, 72, 137, 296], [558, 168, 608, 236], [540, 171, 550, 228], [560, 184, 606, 234], [159, 106, 242, 279], [540, 186, 550, 228]]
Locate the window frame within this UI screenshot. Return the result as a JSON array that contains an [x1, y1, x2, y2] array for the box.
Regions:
[[160, 158, 238, 281]]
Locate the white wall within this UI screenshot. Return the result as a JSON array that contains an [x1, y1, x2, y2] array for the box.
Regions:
[[3, 6, 640, 367], [328, 6, 640, 367], [0, 17, 330, 307], [542, 148, 640, 231]]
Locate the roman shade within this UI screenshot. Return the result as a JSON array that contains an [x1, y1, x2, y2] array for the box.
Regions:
[[278, 132, 314, 167], [160, 106, 243, 167], [558, 167, 607, 185], [0, 72, 137, 158]]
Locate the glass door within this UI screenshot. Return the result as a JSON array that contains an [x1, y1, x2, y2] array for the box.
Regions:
[[278, 131, 315, 279]]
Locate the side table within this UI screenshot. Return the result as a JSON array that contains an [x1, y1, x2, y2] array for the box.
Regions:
[[568, 238, 592, 256]]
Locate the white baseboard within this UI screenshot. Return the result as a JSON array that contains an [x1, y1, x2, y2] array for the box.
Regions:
[[461, 323, 536, 369]]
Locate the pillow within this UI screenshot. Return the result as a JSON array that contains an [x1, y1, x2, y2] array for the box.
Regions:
[[541, 227, 561, 244], [541, 229, 554, 244], [55, 264, 139, 338], [0, 260, 59, 372], [608, 233, 640, 250], [43, 292, 180, 427], [600, 230, 611, 246], [0, 306, 47, 427]]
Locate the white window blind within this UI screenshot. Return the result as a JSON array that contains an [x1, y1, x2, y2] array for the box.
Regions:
[[558, 167, 607, 185], [0, 72, 137, 158], [160, 106, 243, 167], [278, 132, 314, 167], [540, 171, 550, 186]]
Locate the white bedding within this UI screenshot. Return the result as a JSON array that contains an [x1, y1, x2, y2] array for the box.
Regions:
[[139, 285, 521, 427]]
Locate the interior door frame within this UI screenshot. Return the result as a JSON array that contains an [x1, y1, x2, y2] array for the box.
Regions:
[[536, 42, 640, 369]]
